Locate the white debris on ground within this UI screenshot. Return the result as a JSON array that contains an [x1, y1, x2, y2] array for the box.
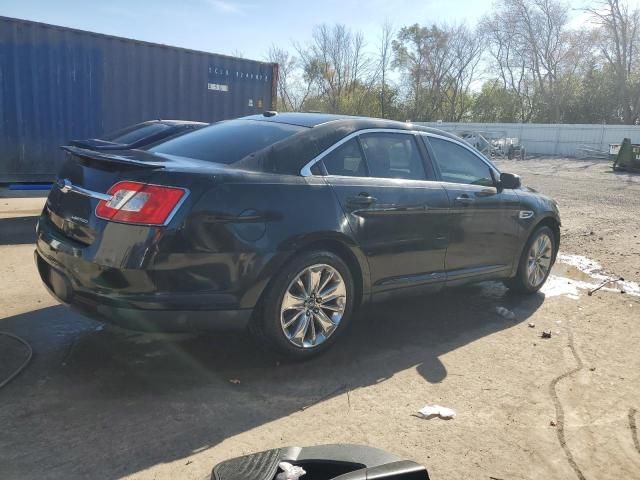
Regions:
[[542, 253, 640, 299], [541, 275, 582, 299], [418, 404, 456, 420], [276, 462, 306, 480]]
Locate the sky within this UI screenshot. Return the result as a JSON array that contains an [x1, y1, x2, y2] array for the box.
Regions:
[[1, 0, 639, 61], [0, 0, 562, 60]]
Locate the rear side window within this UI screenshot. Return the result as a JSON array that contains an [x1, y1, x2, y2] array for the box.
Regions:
[[150, 120, 306, 164], [103, 123, 171, 144], [359, 133, 426, 180], [323, 138, 367, 177], [428, 137, 494, 187]]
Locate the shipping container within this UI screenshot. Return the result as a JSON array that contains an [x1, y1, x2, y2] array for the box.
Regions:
[[0, 16, 278, 182]]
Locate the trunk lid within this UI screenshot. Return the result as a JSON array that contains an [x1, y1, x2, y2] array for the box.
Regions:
[[46, 147, 238, 245], [45, 148, 163, 245]]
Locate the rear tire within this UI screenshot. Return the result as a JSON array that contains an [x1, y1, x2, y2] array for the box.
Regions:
[[249, 250, 355, 360], [505, 226, 556, 294]]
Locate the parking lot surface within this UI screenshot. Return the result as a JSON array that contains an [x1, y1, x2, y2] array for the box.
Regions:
[[1, 158, 639, 480]]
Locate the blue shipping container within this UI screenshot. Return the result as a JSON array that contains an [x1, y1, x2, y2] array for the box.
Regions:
[[0, 16, 278, 182]]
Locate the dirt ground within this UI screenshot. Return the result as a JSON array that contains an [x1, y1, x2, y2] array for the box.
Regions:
[[1, 158, 639, 480], [497, 157, 640, 282]]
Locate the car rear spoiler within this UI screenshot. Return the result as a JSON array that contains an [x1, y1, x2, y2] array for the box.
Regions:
[[68, 138, 120, 148], [60, 145, 166, 169]]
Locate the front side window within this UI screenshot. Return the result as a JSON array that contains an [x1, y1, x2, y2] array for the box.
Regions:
[[428, 137, 495, 187], [322, 138, 367, 177], [359, 133, 426, 180]]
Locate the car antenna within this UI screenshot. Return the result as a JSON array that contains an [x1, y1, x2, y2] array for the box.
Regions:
[[263, 111, 277, 117]]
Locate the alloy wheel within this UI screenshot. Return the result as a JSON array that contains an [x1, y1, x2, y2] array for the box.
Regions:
[[527, 233, 553, 288], [280, 264, 347, 348]]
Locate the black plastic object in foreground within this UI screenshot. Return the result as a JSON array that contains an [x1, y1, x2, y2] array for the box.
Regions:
[[211, 444, 430, 480]]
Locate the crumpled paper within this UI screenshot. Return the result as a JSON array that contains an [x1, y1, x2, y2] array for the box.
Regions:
[[418, 404, 456, 420], [276, 461, 306, 480]]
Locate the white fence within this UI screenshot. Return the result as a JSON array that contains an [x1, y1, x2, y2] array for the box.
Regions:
[[416, 122, 640, 157]]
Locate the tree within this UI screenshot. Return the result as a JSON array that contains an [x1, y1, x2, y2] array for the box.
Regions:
[[260, 6, 640, 124], [442, 24, 484, 121], [481, 0, 586, 123], [392, 23, 483, 121], [377, 21, 394, 118], [588, 0, 640, 124], [266, 46, 312, 111], [480, 10, 535, 121], [472, 80, 523, 122], [295, 24, 373, 114], [392, 24, 429, 120]]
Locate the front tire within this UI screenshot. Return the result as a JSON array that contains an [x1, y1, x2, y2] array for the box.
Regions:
[[250, 250, 355, 359], [505, 226, 556, 294]]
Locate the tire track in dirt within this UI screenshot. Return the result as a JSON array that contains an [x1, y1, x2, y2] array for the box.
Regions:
[[629, 408, 640, 455], [548, 321, 587, 480]]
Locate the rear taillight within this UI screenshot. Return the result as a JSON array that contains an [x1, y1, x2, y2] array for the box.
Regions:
[[95, 181, 187, 226]]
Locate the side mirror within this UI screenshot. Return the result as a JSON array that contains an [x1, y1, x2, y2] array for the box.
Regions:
[[500, 172, 521, 189]]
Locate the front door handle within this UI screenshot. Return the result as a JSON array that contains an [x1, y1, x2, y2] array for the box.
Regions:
[[348, 192, 377, 206], [455, 194, 474, 205]]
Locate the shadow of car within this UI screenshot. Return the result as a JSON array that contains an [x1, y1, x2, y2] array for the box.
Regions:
[[1, 282, 543, 479]]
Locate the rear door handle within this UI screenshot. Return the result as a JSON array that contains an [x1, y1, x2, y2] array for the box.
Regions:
[[455, 194, 474, 205], [348, 192, 377, 206]]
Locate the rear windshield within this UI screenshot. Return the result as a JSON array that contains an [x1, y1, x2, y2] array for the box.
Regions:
[[149, 119, 306, 164], [102, 123, 171, 144]]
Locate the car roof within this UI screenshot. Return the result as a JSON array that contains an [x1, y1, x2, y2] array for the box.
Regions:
[[242, 112, 355, 127], [240, 112, 460, 140], [158, 120, 209, 126], [235, 112, 471, 175], [136, 119, 209, 127]]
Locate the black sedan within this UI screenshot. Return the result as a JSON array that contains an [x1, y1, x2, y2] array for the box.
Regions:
[[68, 119, 207, 151], [35, 113, 560, 359]]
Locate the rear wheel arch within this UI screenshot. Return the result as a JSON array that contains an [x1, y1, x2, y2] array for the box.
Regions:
[[251, 235, 369, 314], [248, 241, 364, 358], [295, 237, 368, 309]]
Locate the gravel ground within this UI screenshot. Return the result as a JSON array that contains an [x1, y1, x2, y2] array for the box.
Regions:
[[1, 159, 639, 480], [495, 157, 640, 281]]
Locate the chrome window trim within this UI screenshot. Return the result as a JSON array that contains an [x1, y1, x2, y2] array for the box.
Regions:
[[299, 128, 499, 179], [299, 128, 422, 177]]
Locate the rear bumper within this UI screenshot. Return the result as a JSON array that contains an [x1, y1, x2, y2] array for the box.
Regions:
[[35, 248, 252, 332]]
